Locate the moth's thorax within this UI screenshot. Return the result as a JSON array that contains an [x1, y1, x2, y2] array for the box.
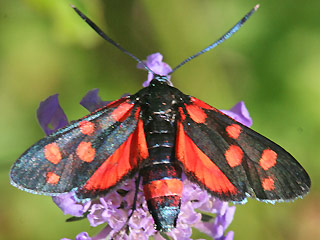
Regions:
[[141, 80, 179, 120], [139, 80, 179, 162]]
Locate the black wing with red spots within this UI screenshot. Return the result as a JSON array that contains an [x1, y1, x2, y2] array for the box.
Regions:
[[176, 96, 310, 202], [10, 97, 147, 198]]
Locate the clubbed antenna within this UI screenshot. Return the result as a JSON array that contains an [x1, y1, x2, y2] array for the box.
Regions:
[[168, 4, 260, 75], [71, 5, 155, 75]]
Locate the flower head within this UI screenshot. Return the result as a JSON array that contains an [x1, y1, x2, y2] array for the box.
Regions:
[[36, 53, 253, 239], [137, 52, 173, 87]]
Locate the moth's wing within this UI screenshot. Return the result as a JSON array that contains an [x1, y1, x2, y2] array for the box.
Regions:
[[10, 97, 149, 199], [176, 96, 310, 202]]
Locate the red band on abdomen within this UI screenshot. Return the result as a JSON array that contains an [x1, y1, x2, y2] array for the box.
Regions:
[[143, 178, 183, 200]]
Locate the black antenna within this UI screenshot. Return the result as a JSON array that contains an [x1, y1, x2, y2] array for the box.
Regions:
[[72, 4, 259, 78], [71, 5, 155, 75], [168, 4, 260, 75]]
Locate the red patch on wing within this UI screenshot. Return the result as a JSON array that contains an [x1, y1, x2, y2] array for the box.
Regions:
[[76, 142, 96, 163], [185, 104, 207, 123], [46, 172, 60, 185], [262, 177, 275, 191], [190, 97, 216, 111], [134, 107, 140, 120], [179, 107, 186, 121], [143, 179, 183, 200], [225, 145, 243, 168], [111, 102, 134, 122], [44, 143, 62, 164], [79, 121, 95, 135], [226, 124, 242, 139], [259, 149, 277, 170], [106, 97, 127, 108], [82, 119, 148, 191], [176, 122, 237, 195]]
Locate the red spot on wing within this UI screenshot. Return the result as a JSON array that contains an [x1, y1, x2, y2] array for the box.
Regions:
[[44, 143, 62, 164], [185, 104, 207, 123], [76, 142, 96, 162], [226, 124, 242, 139], [111, 102, 134, 122], [79, 121, 95, 135], [225, 145, 243, 168], [259, 149, 277, 170], [262, 177, 275, 191], [143, 179, 183, 200], [190, 97, 216, 111], [46, 172, 60, 185], [176, 122, 237, 195], [82, 119, 148, 191]]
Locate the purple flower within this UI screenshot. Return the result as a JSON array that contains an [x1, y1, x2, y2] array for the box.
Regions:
[[80, 89, 110, 112], [37, 94, 68, 135], [52, 192, 91, 217], [137, 52, 173, 87], [61, 232, 92, 240], [36, 53, 253, 239], [221, 101, 252, 127]]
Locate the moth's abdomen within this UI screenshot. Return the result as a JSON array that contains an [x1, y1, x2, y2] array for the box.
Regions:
[[141, 104, 182, 231], [141, 163, 182, 231]]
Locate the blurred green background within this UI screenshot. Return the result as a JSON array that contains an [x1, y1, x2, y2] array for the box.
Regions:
[[1, 0, 319, 239]]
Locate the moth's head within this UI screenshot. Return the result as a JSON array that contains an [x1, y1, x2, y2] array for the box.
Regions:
[[149, 74, 173, 87], [154, 74, 169, 82]]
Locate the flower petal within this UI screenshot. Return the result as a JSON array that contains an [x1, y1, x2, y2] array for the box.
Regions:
[[223, 231, 235, 240], [137, 53, 172, 87], [75, 232, 91, 240], [221, 101, 252, 127], [80, 89, 110, 112], [52, 192, 91, 217], [37, 94, 68, 135], [87, 203, 108, 227], [91, 226, 112, 240]]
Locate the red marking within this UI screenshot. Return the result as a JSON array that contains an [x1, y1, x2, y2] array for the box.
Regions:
[[44, 143, 62, 164], [176, 121, 237, 194], [79, 121, 95, 135], [179, 107, 186, 121], [134, 107, 140, 120], [225, 145, 243, 168], [83, 119, 148, 191], [106, 97, 127, 108], [185, 104, 207, 123], [190, 97, 216, 110], [226, 124, 242, 139], [259, 149, 277, 170], [111, 102, 134, 122], [46, 172, 60, 185], [143, 179, 183, 200], [262, 177, 275, 191], [76, 142, 96, 162]]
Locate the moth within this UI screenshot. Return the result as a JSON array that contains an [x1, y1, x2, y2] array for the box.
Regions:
[[10, 4, 310, 232]]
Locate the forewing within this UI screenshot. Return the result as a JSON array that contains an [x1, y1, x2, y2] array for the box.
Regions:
[[176, 96, 310, 202], [10, 97, 148, 198]]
